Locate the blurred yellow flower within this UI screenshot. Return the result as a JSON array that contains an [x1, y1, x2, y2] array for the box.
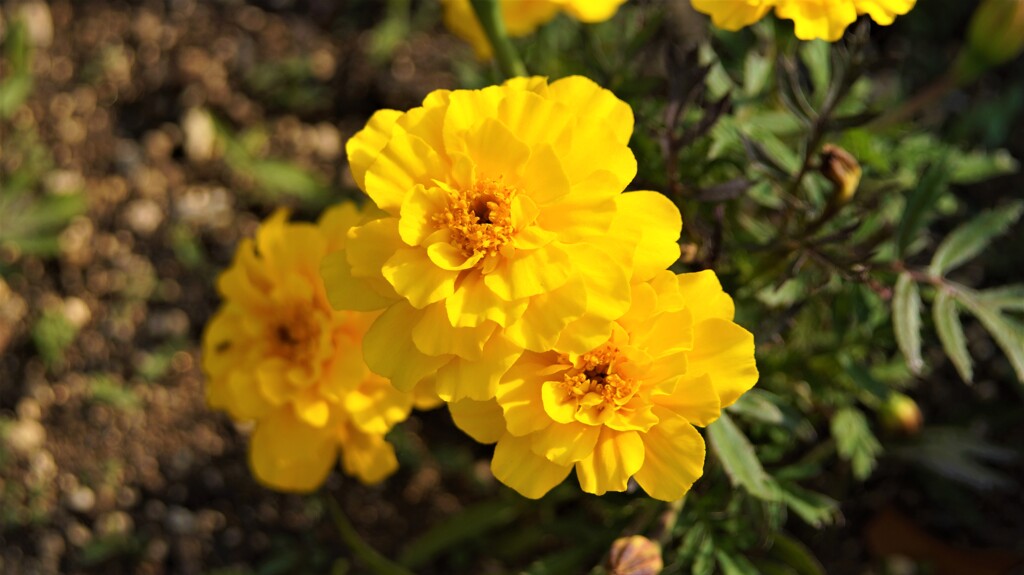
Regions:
[[203, 204, 436, 493], [691, 0, 916, 41], [450, 270, 758, 500], [442, 0, 628, 59], [323, 76, 682, 403]]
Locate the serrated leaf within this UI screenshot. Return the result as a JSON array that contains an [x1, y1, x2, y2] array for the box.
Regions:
[[707, 412, 781, 501], [831, 407, 881, 481], [778, 483, 840, 528], [768, 533, 826, 575], [929, 202, 1024, 276], [977, 284, 1024, 311], [716, 551, 759, 575], [893, 273, 924, 374], [957, 290, 1024, 383], [932, 290, 973, 383], [896, 160, 950, 256]]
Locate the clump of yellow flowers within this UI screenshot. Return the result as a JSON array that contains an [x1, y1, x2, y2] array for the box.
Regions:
[[318, 76, 759, 500], [203, 74, 757, 500], [691, 0, 917, 41], [202, 204, 437, 493], [441, 0, 628, 59]]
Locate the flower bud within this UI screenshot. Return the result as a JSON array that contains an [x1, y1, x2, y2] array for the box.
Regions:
[[955, 0, 1024, 84], [879, 392, 923, 436], [820, 144, 861, 205], [607, 535, 663, 575]]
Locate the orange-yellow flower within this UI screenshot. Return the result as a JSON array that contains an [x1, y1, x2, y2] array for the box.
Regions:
[[691, 0, 916, 41], [322, 76, 682, 403], [450, 270, 758, 500], [442, 0, 628, 59], [202, 204, 436, 493]]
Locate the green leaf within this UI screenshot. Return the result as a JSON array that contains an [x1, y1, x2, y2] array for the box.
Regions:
[[777, 483, 840, 528], [928, 202, 1024, 276], [831, 407, 881, 480], [947, 148, 1019, 184], [246, 160, 330, 204], [893, 273, 924, 375], [896, 160, 950, 256], [768, 533, 826, 575], [716, 551, 759, 575], [707, 412, 780, 501], [398, 500, 520, 569], [977, 284, 1024, 311], [0, 74, 32, 119], [956, 289, 1024, 383], [932, 290, 973, 383], [799, 40, 831, 99]]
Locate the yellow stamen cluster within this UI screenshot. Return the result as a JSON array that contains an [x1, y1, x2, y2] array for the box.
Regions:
[[561, 348, 640, 423], [434, 178, 516, 258]]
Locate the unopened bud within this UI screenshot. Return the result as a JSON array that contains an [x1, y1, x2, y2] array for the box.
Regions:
[[607, 535, 663, 575], [820, 144, 861, 205], [879, 392, 923, 436], [955, 0, 1024, 84]]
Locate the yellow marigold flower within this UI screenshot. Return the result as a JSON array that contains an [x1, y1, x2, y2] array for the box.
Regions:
[[203, 204, 436, 493], [442, 0, 628, 59], [691, 0, 916, 41], [322, 76, 682, 403], [450, 270, 758, 500]]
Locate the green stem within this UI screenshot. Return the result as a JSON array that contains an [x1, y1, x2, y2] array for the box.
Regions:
[[327, 496, 415, 575], [470, 0, 527, 79]]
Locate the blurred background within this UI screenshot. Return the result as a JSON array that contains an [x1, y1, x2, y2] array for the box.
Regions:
[[1, 1, 1022, 574]]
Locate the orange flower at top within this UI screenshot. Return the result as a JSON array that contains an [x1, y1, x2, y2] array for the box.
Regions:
[[450, 270, 759, 500], [691, 0, 916, 41], [322, 76, 682, 403], [442, 0, 629, 59], [203, 204, 436, 493]]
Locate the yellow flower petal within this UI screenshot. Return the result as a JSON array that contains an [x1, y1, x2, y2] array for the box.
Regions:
[[382, 247, 459, 308], [855, 0, 915, 25], [503, 275, 588, 352], [561, 0, 627, 22], [691, 0, 774, 31], [687, 318, 758, 408], [652, 373, 722, 427], [530, 421, 601, 466], [497, 91, 574, 156], [496, 354, 560, 435], [448, 398, 506, 444], [345, 380, 413, 435], [411, 302, 495, 361], [774, 0, 858, 41], [364, 128, 447, 212], [462, 117, 532, 180], [338, 423, 399, 484], [548, 76, 634, 144], [483, 244, 573, 301], [614, 191, 682, 281], [250, 408, 336, 493], [574, 428, 645, 495], [492, 432, 573, 499], [362, 302, 450, 392], [674, 270, 735, 323], [346, 109, 403, 191], [444, 270, 529, 328], [435, 333, 523, 401], [320, 251, 396, 312], [633, 407, 706, 501]]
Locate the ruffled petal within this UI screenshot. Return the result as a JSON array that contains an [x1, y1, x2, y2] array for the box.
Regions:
[[691, 0, 774, 31], [346, 109, 403, 191], [382, 247, 459, 308], [547, 76, 633, 144], [614, 191, 683, 281], [445, 270, 529, 328], [674, 270, 735, 323], [689, 319, 759, 408], [362, 302, 450, 392], [503, 274, 588, 352], [530, 421, 601, 466], [320, 251, 396, 312], [411, 301, 495, 360], [448, 398, 506, 444], [652, 373, 722, 427], [492, 432, 573, 499], [574, 428, 645, 496], [633, 407, 706, 501], [435, 333, 523, 401], [249, 408, 336, 493], [496, 353, 559, 436], [338, 423, 399, 484], [364, 128, 448, 212]]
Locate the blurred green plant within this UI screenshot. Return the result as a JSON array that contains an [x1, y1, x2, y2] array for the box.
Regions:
[[31, 309, 80, 369]]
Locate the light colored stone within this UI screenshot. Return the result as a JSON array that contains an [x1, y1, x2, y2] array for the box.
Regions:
[[123, 199, 164, 235], [6, 419, 46, 456], [182, 108, 217, 162]]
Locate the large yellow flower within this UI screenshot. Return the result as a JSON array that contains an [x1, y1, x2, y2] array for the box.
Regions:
[[450, 270, 758, 500], [203, 204, 436, 493], [442, 0, 628, 59], [691, 0, 916, 41], [322, 76, 682, 403]]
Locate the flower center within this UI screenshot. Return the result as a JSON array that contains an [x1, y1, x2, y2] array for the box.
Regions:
[[271, 314, 321, 365], [560, 347, 640, 425], [435, 177, 515, 258]]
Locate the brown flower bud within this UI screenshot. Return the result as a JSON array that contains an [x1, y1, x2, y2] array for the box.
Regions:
[[879, 392, 923, 436], [820, 144, 861, 205], [607, 535, 663, 575]]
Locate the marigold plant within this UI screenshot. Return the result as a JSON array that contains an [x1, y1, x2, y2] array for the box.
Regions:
[[691, 0, 917, 41], [321, 75, 682, 402], [449, 270, 758, 500], [442, 0, 628, 59], [202, 204, 436, 492]]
